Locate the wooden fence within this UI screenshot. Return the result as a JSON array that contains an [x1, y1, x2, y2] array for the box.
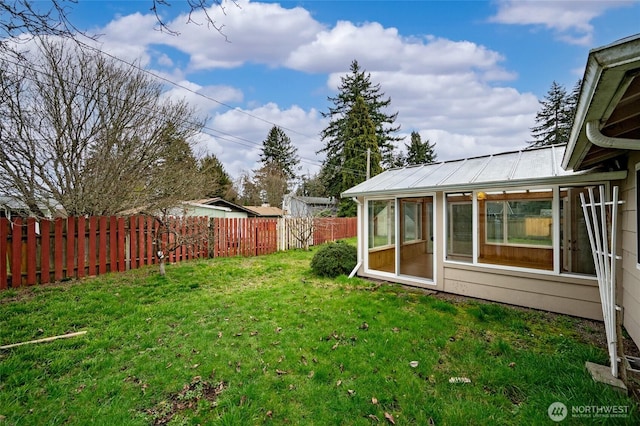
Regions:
[[0, 215, 356, 290]]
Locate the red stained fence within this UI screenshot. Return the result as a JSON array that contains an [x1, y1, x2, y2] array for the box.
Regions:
[[0, 215, 356, 290], [313, 217, 357, 246]]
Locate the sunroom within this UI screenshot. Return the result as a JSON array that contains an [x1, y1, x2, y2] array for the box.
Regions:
[[342, 144, 626, 320]]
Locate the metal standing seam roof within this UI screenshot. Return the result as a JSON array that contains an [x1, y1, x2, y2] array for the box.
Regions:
[[341, 144, 624, 197]]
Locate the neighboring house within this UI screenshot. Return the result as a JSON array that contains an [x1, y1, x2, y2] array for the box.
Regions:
[[168, 201, 233, 219], [243, 205, 284, 218], [342, 33, 640, 356], [190, 198, 254, 218], [0, 196, 65, 219], [282, 194, 336, 217]]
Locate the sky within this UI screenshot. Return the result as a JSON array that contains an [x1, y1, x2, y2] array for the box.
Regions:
[[63, 0, 640, 180]]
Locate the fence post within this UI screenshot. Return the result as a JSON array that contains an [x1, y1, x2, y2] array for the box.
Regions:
[[0, 218, 6, 289]]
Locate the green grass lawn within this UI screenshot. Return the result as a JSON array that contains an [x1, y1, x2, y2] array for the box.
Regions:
[[1, 241, 638, 425]]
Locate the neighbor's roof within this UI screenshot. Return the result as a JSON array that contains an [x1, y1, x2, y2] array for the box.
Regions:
[[243, 205, 284, 217], [342, 144, 626, 198]]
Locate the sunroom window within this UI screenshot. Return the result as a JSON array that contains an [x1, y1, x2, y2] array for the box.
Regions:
[[560, 187, 597, 275], [478, 190, 553, 270], [446, 193, 472, 262], [367, 200, 395, 273]]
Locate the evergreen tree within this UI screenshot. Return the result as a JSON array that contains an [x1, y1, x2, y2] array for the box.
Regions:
[[405, 131, 438, 165], [319, 60, 401, 199], [260, 126, 300, 181], [296, 173, 328, 197], [568, 79, 582, 125], [338, 96, 382, 217], [530, 81, 575, 147], [199, 154, 237, 201]]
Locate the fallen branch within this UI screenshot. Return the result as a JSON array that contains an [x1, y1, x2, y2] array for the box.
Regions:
[[0, 330, 87, 350]]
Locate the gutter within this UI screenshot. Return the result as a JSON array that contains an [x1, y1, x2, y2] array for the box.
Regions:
[[586, 120, 640, 150]]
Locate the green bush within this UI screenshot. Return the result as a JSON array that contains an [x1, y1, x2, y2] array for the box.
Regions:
[[310, 240, 357, 277]]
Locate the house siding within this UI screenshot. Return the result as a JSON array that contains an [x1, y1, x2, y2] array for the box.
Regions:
[[620, 151, 640, 346], [442, 264, 602, 320]]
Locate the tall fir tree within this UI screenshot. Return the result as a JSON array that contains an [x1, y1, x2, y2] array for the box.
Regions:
[[319, 60, 401, 200], [405, 131, 438, 165], [199, 154, 237, 201], [339, 96, 382, 217], [530, 81, 576, 147], [260, 126, 300, 181]]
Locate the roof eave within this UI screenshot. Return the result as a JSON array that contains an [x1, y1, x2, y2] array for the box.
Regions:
[[563, 34, 640, 171], [341, 169, 627, 198]]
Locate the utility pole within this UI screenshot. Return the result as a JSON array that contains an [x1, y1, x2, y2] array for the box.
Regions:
[[366, 148, 371, 180]]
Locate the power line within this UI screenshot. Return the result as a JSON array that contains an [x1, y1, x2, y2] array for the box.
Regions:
[[0, 48, 369, 178]]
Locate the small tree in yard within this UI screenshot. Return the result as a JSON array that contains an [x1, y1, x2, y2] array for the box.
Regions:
[[153, 215, 209, 276]]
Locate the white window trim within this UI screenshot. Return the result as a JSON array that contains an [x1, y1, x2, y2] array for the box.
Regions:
[[363, 195, 437, 285], [442, 183, 605, 278]]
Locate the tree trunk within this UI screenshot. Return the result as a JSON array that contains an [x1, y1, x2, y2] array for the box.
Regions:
[[158, 253, 166, 276]]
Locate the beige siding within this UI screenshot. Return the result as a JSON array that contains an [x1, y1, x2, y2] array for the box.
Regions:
[[442, 263, 602, 320], [619, 153, 640, 346]]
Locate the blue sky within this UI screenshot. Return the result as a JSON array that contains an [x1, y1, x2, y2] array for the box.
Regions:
[[63, 0, 640, 179]]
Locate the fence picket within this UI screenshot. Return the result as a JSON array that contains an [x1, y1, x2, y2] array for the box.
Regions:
[[0, 219, 6, 289], [66, 217, 75, 279], [99, 217, 107, 274], [26, 218, 37, 285], [146, 217, 154, 266], [54, 218, 64, 282], [40, 220, 50, 284], [88, 217, 97, 276], [11, 218, 22, 287], [77, 217, 86, 278], [129, 216, 137, 270]]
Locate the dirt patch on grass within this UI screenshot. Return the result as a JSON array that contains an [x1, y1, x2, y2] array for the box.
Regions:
[[145, 376, 226, 425]]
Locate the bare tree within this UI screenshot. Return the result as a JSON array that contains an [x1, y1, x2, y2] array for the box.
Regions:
[[0, 37, 205, 217], [284, 196, 335, 251], [153, 213, 210, 276], [0, 0, 238, 50], [151, 0, 239, 37]]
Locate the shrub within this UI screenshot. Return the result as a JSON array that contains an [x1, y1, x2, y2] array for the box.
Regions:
[[310, 240, 357, 278]]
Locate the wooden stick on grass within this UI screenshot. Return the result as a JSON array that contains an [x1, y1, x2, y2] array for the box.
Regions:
[[0, 331, 87, 350]]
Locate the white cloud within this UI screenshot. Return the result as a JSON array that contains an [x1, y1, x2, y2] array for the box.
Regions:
[[161, 0, 325, 70], [287, 23, 510, 79], [90, 1, 545, 180], [489, 0, 635, 45], [199, 103, 327, 177], [367, 71, 539, 160]]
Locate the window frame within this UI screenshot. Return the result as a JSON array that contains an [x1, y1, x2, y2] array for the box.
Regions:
[[444, 183, 604, 277]]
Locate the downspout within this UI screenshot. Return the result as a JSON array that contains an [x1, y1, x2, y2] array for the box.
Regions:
[[586, 120, 640, 149], [349, 197, 362, 278]]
